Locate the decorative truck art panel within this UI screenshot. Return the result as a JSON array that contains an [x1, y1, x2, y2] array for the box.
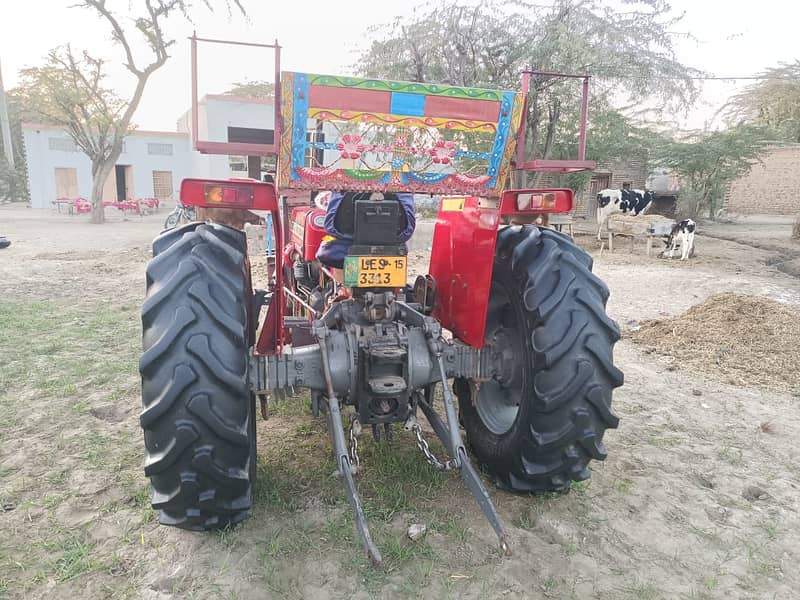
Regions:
[[278, 72, 525, 197]]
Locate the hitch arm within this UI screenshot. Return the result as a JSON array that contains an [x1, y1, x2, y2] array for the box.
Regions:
[[315, 325, 382, 566], [418, 378, 511, 557], [420, 328, 510, 553]]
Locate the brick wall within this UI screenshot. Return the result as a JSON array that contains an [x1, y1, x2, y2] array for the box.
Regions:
[[573, 159, 648, 220], [724, 145, 800, 216]]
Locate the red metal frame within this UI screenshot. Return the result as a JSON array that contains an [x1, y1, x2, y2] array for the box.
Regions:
[[190, 34, 282, 157], [514, 70, 595, 173]]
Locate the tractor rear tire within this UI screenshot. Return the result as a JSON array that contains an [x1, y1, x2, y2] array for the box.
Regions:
[[140, 222, 256, 529], [455, 225, 623, 493]]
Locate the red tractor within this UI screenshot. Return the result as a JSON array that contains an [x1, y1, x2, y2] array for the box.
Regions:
[[139, 36, 622, 565]]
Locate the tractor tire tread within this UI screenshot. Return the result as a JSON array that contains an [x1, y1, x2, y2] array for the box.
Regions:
[[140, 222, 254, 530], [457, 224, 622, 494]]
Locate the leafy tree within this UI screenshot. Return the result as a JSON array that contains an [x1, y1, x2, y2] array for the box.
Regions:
[[558, 99, 666, 191], [723, 61, 800, 143], [358, 0, 702, 185], [224, 81, 275, 99], [654, 125, 769, 218], [13, 0, 243, 223], [0, 98, 29, 203]]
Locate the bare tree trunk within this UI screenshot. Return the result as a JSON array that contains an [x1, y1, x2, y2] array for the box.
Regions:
[[90, 158, 117, 224], [90, 162, 107, 224]]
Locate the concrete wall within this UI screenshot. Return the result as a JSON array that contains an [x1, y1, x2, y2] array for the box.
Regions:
[[724, 145, 800, 216], [22, 125, 191, 209]]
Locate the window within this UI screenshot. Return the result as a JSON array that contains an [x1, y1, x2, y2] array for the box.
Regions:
[[227, 127, 274, 145], [147, 142, 173, 156], [49, 137, 77, 152], [229, 156, 248, 172], [152, 170, 173, 199], [54, 167, 79, 198]]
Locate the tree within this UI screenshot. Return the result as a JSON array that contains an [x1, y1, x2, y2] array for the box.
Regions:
[[654, 125, 769, 218], [224, 81, 275, 99], [357, 0, 702, 185], [14, 0, 243, 223], [724, 61, 800, 143], [0, 98, 29, 204]]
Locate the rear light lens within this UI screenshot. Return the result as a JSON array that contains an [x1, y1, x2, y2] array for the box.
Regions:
[[205, 184, 254, 206], [181, 178, 278, 211], [516, 192, 556, 211], [503, 189, 573, 214]]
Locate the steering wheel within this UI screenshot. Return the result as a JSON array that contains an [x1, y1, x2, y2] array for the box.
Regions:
[[314, 191, 332, 210]]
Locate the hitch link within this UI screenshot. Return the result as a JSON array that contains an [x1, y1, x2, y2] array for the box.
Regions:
[[419, 333, 512, 557], [315, 324, 382, 566]]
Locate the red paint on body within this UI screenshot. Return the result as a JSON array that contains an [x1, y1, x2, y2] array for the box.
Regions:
[[428, 196, 501, 348], [308, 85, 391, 114], [424, 96, 500, 122]]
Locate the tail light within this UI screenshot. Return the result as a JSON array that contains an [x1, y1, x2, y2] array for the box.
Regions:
[[500, 188, 573, 214], [180, 178, 278, 211]]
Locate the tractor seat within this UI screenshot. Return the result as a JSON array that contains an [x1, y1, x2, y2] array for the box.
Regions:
[[316, 192, 416, 269]]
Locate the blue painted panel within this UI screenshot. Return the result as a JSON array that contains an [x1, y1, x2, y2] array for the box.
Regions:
[[486, 91, 516, 187], [389, 92, 426, 117], [290, 74, 310, 179]]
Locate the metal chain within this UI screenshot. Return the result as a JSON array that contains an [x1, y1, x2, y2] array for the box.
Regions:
[[349, 413, 457, 472], [348, 414, 361, 472], [411, 422, 458, 471]]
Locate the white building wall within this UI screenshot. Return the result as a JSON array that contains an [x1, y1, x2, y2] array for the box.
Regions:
[[22, 125, 191, 209], [118, 132, 192, 202], [22, 127, 93, 209], [178, 97, 277, 180]]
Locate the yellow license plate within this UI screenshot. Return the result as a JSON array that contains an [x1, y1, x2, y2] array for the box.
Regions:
[[343, 256, 407, 288]]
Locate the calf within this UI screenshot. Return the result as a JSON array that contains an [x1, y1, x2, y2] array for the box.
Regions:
[[662, 219, 696, 260]]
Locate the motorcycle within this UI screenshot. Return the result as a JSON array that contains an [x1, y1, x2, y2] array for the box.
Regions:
[[163, 200, 197, 229]]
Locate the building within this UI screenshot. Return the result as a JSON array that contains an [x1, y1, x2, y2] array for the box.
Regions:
[[177, 94, 277, 181], [22, 94, 298, 209], [22, 125, 190, 209], [572, 158, 649, 219], [724, 145, 800, 216]]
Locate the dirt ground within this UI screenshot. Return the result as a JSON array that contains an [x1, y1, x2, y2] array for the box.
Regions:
[[1, 205, 799, 600]]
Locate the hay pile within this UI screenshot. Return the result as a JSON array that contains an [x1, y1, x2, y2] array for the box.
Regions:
[[630, 293, 800, 392]]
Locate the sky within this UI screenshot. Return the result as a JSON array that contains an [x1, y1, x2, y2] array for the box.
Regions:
[[1, 0, 798, 133]]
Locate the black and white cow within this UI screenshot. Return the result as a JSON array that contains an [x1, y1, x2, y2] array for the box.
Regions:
[[629, 189, 656, 215], [662, 218, 696, 260], [596, 188, 656, 239]]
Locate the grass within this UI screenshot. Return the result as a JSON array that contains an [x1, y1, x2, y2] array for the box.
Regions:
[[0, 300, 140, 407], [44, 537, 99, 583], [3, 239, 798, 599]]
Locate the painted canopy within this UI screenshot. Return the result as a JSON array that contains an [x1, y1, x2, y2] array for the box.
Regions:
[[278, 73, 524, 197]]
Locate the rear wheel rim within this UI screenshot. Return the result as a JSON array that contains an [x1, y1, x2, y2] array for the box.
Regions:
[[474, 281, 525, 435]]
